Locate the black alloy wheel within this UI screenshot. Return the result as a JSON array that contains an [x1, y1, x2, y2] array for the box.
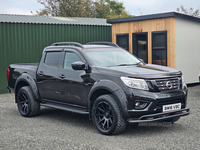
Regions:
[[17, 86, 40, 117], [95, 101, 114, 131], [18, 90, 30, 115], [92, 94, 127, 135]]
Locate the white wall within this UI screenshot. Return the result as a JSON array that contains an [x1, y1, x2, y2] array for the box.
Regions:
[[175, 18, 200, 83]]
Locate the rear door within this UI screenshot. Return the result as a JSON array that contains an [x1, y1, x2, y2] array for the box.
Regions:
[[56, 49, 90, 107], [37, 49, 62, 101]]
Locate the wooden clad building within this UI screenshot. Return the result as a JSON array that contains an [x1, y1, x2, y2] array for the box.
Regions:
[[107, 12, 200, 83]]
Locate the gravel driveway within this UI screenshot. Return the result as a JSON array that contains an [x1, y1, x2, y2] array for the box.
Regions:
[[0, 84, 200, 150]]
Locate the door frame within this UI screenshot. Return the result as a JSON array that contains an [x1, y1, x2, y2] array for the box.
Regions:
[[132, 32, 148, 63]]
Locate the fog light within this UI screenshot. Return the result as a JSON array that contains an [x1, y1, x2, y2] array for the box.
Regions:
[[134, 101, 150, 110], [135, 102, 140, 107]]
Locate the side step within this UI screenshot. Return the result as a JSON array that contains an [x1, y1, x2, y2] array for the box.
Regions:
[[41, 101, 89, 115]]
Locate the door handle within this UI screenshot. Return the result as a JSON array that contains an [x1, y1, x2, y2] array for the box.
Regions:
[[59, 74, 66, 79], [38, 71, 44, 76]]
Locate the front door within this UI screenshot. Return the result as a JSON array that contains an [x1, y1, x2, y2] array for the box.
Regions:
[[56, 50, 89, 107], [132, 32, 148, 63]]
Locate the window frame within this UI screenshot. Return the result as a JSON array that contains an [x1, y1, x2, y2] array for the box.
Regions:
[[152, 31, 167, 66], [116, 33, 129, 51], [152, 31, 167, 50]]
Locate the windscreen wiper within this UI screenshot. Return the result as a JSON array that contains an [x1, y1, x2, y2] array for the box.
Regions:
[[136, 61, 144, 65], [118, 64, 129, 66]]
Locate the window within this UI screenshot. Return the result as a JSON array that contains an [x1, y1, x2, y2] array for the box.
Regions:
[[64, 52, 81, 69], [44, 52, 60, 67], [116, 33, 129, 51], [152, 31, 167, 66], [85, 50, 140, 67]]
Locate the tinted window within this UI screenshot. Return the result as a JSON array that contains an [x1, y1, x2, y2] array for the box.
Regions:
[[152, 31, 167, 66], [44, 52, 60, 67], [64, 52, 81, 69], [132, 32, 148, 63], [153, 33, 165, 48], [116, 34, 129, 51]]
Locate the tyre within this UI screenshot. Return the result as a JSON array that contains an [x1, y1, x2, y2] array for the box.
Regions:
[[92, 94, 127, 135], [17, 86, 40, 117]]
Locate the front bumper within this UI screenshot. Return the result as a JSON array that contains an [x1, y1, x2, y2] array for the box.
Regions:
[[125, 86, 188, 116], [127, 108, 189, 123]]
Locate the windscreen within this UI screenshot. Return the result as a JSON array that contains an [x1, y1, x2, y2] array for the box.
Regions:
[[85, 50, 141, 67]]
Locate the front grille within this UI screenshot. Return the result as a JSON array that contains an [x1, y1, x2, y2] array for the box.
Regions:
[[156, 78, 179, 91]]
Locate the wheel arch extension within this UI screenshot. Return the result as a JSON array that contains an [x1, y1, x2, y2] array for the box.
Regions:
[[88, 80, 129, 119], [14, 73, 40, 103]]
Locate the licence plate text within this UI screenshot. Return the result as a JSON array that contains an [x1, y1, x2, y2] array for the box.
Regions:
[[163, 103, 181, 112]]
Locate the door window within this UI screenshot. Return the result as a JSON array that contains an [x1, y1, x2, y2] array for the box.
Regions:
[[63, 52, 81, 69], [44, 52, 61, 67]]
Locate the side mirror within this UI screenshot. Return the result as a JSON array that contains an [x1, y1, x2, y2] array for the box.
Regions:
[[71, 61, 86, 71]]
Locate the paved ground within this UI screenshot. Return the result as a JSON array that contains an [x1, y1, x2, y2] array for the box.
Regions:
[[0, 85, 200, 150]]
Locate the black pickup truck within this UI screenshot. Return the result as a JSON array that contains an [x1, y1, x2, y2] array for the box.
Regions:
[[7, 42, 189, 135]]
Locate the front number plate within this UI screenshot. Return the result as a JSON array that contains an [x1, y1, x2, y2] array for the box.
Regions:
[[163, 103, 181, 112]]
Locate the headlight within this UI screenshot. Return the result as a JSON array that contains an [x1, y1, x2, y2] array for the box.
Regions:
[[181, 76, 187, 92], [120, 76, 149, 90], [181, 76, 186, 87], [182, 76, 185, 84]]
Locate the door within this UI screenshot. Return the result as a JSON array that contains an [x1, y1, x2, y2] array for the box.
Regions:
[[37, 50, 62, 101], [132, 32, 148, 63], [56, 50, 90, 107]]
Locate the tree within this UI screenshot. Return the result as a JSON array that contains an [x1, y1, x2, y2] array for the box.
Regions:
[[34, 0, 94, 17], [106, 0, 132, 19], [176, 5, 200, 17], [32, 0, 132, 19], [93, 0, 110, 18]]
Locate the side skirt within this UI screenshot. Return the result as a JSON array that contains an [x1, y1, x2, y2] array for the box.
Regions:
[[41, 100, 89, 115]]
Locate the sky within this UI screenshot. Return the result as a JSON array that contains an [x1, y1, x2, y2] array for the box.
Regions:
[[0, 0, 200, 16]]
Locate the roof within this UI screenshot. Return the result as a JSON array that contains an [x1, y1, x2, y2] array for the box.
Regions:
[[107, 12, 200, 24], [0, 14, 111, 26]]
